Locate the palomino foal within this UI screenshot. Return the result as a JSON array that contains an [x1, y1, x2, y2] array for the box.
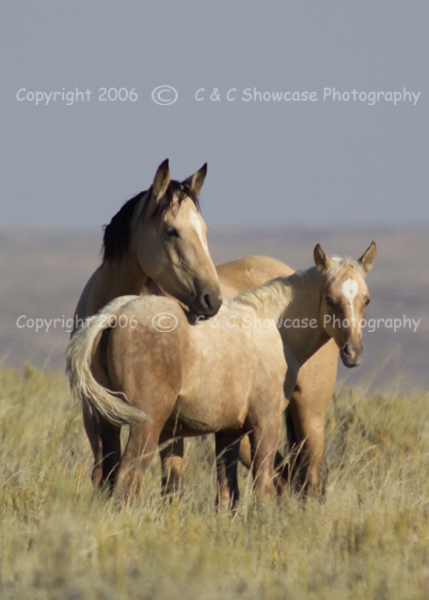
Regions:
[[67, 243, 376, 505], [72, 159, 222, 489]]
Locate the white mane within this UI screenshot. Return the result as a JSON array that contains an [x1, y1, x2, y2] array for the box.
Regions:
[[232, 277, 293, 315]]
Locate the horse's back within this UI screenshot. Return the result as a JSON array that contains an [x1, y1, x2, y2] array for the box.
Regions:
[[108, 295, 189, 352], [216, 256, 294, 299]]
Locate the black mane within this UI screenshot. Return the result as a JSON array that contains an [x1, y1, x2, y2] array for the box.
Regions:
[[102, 180, 200, 263]]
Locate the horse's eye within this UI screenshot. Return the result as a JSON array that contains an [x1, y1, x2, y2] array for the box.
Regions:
[[166, 227, 179, 238], [365, 298, 371, 306], [326, 296, 334, 307]]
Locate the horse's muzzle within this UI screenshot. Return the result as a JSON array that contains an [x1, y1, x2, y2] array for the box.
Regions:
[[191, 288, 222, 318], [340, 343, 363, 368]]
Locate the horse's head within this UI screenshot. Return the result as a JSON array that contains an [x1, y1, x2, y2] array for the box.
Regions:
[[314, 242, 377, 367], [133, 159, 222, 318]]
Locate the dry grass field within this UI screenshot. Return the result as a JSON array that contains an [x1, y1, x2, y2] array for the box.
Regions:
[[1, 365, 429, 599]]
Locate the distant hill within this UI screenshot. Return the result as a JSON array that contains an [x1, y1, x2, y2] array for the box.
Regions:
[[1, 225, 428, 391]]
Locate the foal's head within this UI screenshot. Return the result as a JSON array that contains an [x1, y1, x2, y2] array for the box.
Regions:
[[314, 242, 377, 367], [103, 160, 222, 318]]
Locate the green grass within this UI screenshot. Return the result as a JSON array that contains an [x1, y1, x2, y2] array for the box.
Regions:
[[1, 365, 429, 599]]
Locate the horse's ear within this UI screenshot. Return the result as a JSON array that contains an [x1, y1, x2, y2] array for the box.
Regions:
[[153, 159, 171, 201], [358, 241, 377, 274], [314, 244, 332, 273], [183, 163, 207, 196]]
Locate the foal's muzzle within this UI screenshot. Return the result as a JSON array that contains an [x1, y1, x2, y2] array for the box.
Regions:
[[340, 343, 363, 368]]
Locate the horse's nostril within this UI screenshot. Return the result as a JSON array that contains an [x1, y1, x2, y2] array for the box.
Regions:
[[342, 344, 358, 361], [195, 291, 221, 316]]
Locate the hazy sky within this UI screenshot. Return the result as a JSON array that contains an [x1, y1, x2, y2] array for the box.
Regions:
[[1, 1, 427, 230]]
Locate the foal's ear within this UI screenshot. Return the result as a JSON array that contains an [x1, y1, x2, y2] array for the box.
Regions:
[[358, 241, 377, 274], [152, 159, 171, 201], [183, 163, 207, 196], [314, 244, 332, 273]]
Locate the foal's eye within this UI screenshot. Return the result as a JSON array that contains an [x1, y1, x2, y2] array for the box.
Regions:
[[365, 298, 371, 306], [325, 296, 334, 307], [165, 226, 179, 238]]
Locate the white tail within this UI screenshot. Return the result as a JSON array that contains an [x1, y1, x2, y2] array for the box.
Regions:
[[66, 296, 150, 427]]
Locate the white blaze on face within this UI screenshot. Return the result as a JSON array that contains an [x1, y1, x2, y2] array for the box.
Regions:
[[190, 209, 209, 254], [342, 278, 359, 323]]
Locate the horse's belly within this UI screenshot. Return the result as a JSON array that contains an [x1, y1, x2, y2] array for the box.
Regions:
[[172, 372, 251, 434]]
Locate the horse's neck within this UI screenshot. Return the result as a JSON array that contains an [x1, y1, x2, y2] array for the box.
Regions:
[[238, 269, 330, 367], [95, 252, 149, 308], [277, 270, 330, 366]]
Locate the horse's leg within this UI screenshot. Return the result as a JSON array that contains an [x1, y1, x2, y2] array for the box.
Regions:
[[284, 403, 328, 498], [238, 430, 287, 497], [82, 401, 121, 493], [82, 402, 103, 486], [281, 341, 338, 498], [159, 434, 184, 496], [115, 421, 162, 501], [99, 418, 122, 493], [237, 435, 252, 469], [248, 416, 282, 500], [215, 433, 241, 510]]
